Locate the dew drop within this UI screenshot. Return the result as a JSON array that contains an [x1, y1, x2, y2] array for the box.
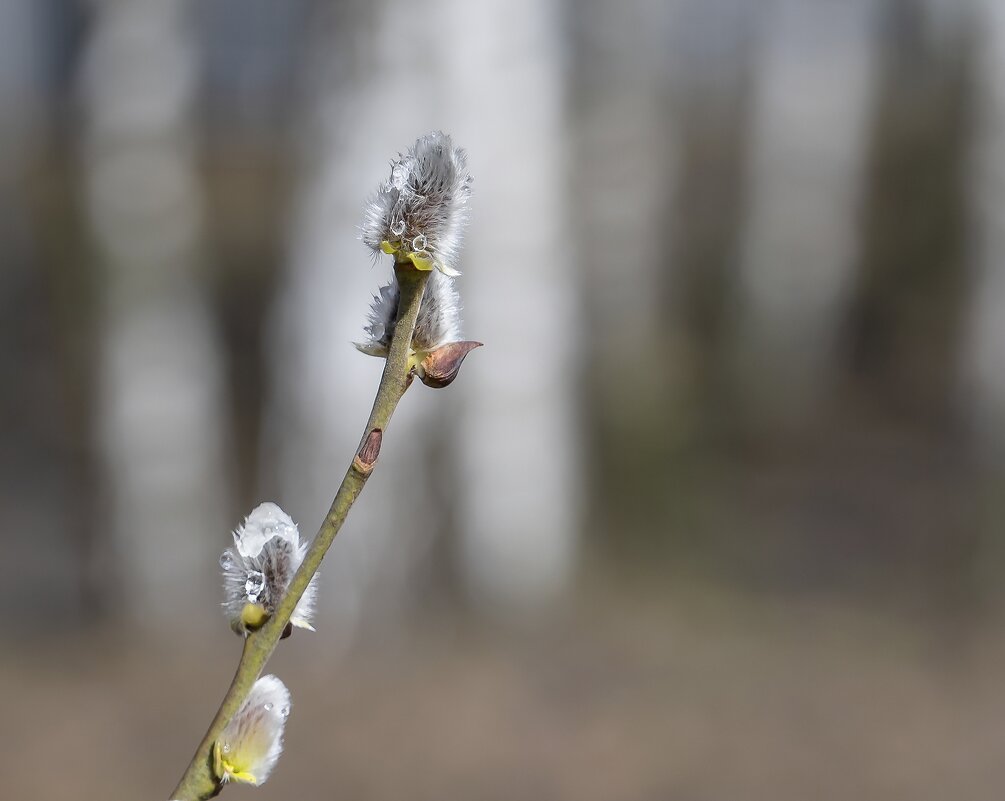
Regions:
[[391, 165, 408, 190], [390, 219, 406, 237], [279, 705, 290, 718], [245, 571, 265, 603], [371, 322, 386, 341], [411, 234, 427, 251], [219, 553, 233, 570], [263, 702, 273, 711], [222, 743, 231, 754]]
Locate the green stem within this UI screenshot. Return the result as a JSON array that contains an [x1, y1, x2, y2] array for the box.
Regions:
[[170, 265, 430, 801]]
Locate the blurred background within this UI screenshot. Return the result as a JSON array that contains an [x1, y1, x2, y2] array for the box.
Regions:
[[4, 0, 1005, 798]]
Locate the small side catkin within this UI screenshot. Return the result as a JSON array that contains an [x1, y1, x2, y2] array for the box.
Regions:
[[355, 268, 462, 359], [213, 674, 291, 786], [220, 502, 318, 634]]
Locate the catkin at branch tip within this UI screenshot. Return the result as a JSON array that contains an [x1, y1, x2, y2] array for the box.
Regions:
[[361, 131, 472, 277]]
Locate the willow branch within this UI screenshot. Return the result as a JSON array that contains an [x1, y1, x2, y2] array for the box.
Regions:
[[170, 264, 430, 801]]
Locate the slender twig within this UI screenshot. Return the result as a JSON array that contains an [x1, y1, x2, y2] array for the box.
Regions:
[[170, 264, 430, 801]]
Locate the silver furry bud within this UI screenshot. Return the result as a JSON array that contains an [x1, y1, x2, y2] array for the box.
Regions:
[[361, 131, 472, 276], [220, 502, 318, 634]]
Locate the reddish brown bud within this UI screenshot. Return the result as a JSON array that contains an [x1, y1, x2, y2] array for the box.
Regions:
[[419, 341, 482, 388], [352, 428, 383, 475]]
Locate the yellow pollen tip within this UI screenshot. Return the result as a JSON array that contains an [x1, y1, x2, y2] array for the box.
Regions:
[[213, 740, 260, 785], [241, 602, 269, 631]]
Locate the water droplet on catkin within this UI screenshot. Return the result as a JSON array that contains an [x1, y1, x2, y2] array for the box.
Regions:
[[245, 571, 265, 603], [391, 165, 408, 190]]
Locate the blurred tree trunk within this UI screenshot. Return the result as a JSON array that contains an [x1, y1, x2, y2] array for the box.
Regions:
[[80, 0, 228, 629], [665, 1, 756, 426], [965, 0, 1005, 605], [271, 0, 462, 641], [733, 0, 876, 432], [196, 0, 308, 513], [272, 0, 579, 629], [439, 0, 579, 615], [0, 0, 101, 626], [573, 0, 757, 553], [568, 0, 680, 547], [836, 0, 981, 610], [846, 0, 975, 419]]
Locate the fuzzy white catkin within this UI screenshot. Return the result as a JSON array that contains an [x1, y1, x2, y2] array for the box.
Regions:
[[361, 131, 473, 277], [356, 268, 463, 357], [215, 674, 291, 785], [220, 502, 318, 631]]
